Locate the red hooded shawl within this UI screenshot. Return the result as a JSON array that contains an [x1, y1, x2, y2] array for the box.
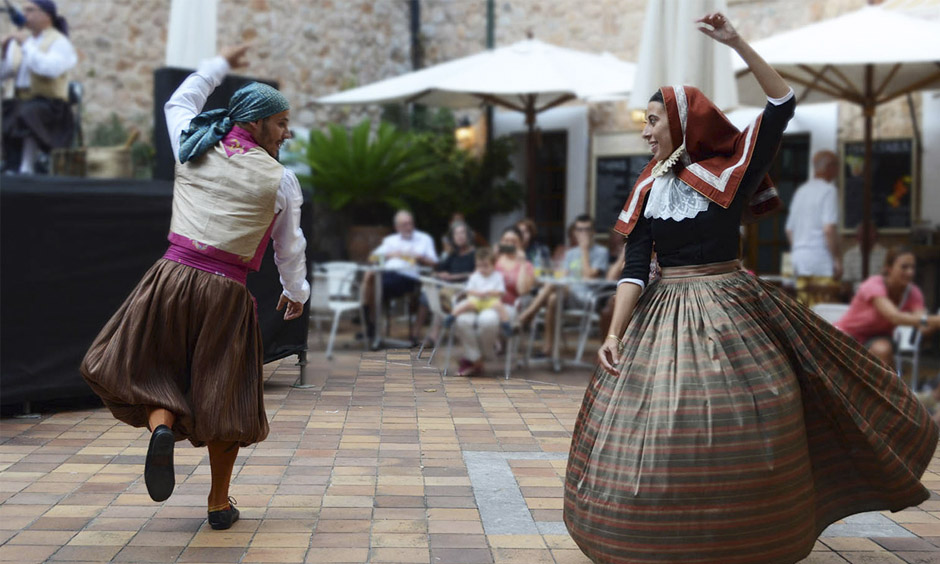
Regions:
[[613, 85, 781, 237]]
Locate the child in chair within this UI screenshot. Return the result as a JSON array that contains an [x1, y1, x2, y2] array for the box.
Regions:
[[445, 247, 513, 337]]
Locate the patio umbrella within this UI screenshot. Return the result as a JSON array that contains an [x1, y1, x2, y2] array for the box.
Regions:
[[317, 39, 636, 210], [628, 0, 737, 110], [733, 5, 940, 276], [165, 0, 217, 68]]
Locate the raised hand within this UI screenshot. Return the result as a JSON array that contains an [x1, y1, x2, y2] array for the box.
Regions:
[[220, 44, 251, 69], [695, 12, 741, 47]]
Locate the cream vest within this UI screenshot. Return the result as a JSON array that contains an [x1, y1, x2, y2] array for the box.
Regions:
[[21, 28, 69, 101], [170, 144, 284, 260]]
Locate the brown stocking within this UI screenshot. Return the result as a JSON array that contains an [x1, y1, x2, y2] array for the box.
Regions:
[[147, 407, 175, 432], [207, 441, 239, 511]]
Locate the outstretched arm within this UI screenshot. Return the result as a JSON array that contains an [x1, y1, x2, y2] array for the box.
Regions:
[[272, 170, 311, 318], [697, 12, 790, 100], [164, 45, 250, 162]]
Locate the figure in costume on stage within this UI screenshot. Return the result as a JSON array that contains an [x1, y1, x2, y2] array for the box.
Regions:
[[81, 45, 309, 531], [0, 0, 76, 174], [564, 13, 937, 564]]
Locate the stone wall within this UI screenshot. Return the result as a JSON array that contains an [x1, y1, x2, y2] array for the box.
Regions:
[[10, 0, 918, 145]]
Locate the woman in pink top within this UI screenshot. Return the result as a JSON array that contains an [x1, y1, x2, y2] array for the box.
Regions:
[[835, 246, 940, 366], [454, 226, 534, 377]]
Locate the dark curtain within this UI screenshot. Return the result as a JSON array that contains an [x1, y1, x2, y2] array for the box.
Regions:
[[0, 176, 311, 406]]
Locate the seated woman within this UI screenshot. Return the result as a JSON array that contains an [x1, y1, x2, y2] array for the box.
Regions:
[[517, 215, 607, 358], [414, 221, 476, 345], [516, 218, 551, 270], [454, 226, 533, 377], [835, 246, 940, 367]]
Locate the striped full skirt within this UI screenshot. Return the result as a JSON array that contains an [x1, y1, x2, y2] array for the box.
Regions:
[[564, 262, 937, 564]]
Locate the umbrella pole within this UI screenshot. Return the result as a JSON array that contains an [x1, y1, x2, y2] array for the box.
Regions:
[[861, 64, 874, 279], [525, 98, 537, 217]]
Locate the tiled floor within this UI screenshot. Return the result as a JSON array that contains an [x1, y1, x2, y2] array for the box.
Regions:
[[1, 348, 939, 563]]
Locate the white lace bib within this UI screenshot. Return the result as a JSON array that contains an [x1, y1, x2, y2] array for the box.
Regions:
[[644, 171, 710, 222], [644, 145, 710, 222]]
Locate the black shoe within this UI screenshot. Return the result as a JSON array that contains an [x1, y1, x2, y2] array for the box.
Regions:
[[442, 314, 456, 329], [144, 424, 175, 502], [500, 321, 514, 338], [208, 497, 240, 530]]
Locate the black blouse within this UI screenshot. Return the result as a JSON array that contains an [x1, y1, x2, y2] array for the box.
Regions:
[[621, 96, 796, 285], [435, 249, 476, 277]]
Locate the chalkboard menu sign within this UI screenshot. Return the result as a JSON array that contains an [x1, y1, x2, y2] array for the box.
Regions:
[[594, 155, 650, 232], [841, 138, 914, 232]]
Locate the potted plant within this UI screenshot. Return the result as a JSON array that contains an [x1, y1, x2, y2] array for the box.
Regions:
[[295, 119, 440, 260]]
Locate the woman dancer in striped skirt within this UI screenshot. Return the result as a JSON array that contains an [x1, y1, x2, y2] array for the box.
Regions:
[[564, 12, 937, 564]]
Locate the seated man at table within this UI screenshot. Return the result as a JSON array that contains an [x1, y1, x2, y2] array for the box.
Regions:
[[563, 214, 610, 305], [361, 209, 438, 343]]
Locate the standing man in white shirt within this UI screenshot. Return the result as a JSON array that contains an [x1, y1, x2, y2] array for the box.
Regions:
[[1, 0, 76, 174], [82, 45, 309, 531], [361, 209, 438, 345], [785, 150, 842, 305]]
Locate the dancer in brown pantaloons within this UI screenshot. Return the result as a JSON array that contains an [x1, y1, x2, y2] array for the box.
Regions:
[[81, 44, 309, 530]]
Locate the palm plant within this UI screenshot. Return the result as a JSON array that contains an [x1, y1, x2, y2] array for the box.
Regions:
[[296, 119, 440, 224]]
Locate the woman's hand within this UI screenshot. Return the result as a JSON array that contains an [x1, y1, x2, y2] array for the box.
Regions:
[[696, 12, 741, 47], [700, 11, 790, 99], [597, 336, 621, 377]]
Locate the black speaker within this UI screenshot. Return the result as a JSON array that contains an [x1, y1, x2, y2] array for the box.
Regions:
[[152, 67, 279, 181]]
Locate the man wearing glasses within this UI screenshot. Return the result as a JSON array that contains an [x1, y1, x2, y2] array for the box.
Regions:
[[563, 214, 609, 305]]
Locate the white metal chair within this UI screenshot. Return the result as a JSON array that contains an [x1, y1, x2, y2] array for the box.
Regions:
[[572, 284, 617, 364], [309, 266, 366, 359], [524, 283, 612, 366], [894, 325, 923, 389], [417, 279, 454, 364], [321, 261, 360, 298], [811, 303, 850, 325]]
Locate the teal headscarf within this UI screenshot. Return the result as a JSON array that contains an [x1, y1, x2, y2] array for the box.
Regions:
[[178, 82, 290, 164]]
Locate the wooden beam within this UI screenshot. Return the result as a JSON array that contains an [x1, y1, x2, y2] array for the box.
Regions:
[[795, 66, 829, 105], [827, 65, 865, 99], [874, 63, 902, 98], [777, 69, 861, 103], [798, 64, 861, 99], [536, 94, 575, 114], [472, 93, 527, 113], [876, 70, 940, 105]]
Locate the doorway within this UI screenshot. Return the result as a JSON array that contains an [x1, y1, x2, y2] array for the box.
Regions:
[[745, 133, 810, 273], [532, 131, 568, 250]]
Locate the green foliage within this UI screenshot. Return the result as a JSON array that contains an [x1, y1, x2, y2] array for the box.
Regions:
[[89, 114, 127, 147], [295, 119, 442, 224], [412, 132, 523, 238], [294, 108, 523, 237]]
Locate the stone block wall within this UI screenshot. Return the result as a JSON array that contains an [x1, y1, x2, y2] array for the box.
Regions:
[[7, 0, 917, 146]]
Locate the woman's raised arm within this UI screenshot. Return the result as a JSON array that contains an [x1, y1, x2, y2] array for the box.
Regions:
[[697, 12, 790, 100]]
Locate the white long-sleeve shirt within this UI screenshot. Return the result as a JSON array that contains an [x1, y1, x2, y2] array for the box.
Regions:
[[163, 56, 309, 304], [0, 30, 76, 88]]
